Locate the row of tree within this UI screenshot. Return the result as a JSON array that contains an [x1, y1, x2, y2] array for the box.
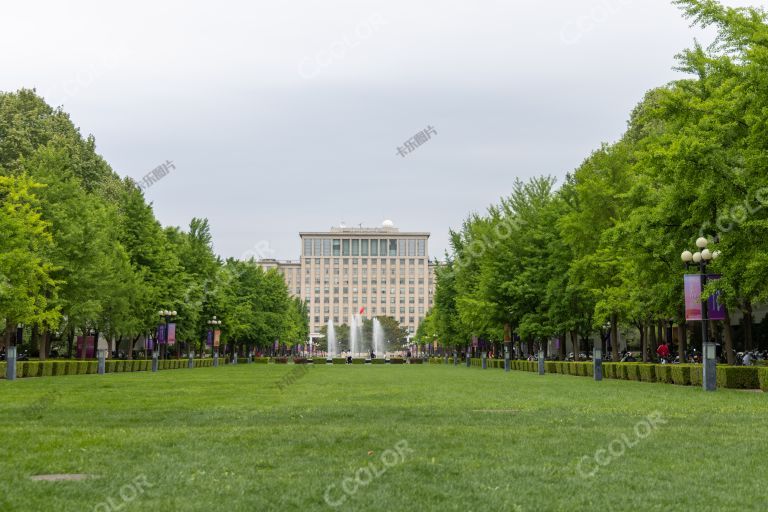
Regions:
[[0, 90, 308, 358], [418, 1, 768, 363]]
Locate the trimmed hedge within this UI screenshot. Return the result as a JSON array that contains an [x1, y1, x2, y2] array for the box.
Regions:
[[253, 357, 269, 364], [670, 365, 691, 386], [716, 366, 760, 389], [0, 361, 5, 378], [637, 364, 656, 383], [372, 358, 386, 364], [389, 358, 405, 364], [758, 368, 768, 392], [690, 366, 703, 387], [655, 365, 672, 384], [625, 364, 641, 381]]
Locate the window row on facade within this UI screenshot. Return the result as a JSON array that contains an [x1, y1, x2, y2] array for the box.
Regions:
[[302, 238, 426, 257]]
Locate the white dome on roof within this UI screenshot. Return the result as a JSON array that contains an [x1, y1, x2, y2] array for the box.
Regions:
[[382, 219, 394, 228]]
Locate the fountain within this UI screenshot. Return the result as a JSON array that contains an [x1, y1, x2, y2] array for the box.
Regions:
[[373, 318, 385, 358], [326, 318, 336, 361]]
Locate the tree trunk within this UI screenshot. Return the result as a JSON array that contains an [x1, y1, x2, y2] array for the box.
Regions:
[[610, 313, 620, 362], [569, 331, 577, 360], [67, 327, 75, 358], [723, 309, 736, 365], [656, 320, 663, 356], [743, 301, 754, 351], [41, 330, 50, 360], [32, 325, 42, 360], [677, 307, 687, 363], [649, 323, 657, 361], [558, 332, 565, 360], [638, 323, 647, 362]]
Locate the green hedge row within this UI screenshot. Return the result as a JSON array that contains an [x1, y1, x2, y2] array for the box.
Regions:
[[463, 358, 764, 390], [1, 358, 226, 379]]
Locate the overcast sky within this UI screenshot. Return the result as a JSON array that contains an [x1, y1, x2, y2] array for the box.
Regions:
[[2, 0, 764, 261]]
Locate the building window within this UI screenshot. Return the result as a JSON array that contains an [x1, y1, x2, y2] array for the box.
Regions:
[[333, 239, 341, 256], [361, 239, 369, 256], [342, 239, 350, 256], [370, 239, 378, 256], [352, 239, 359, 256], [303, 238, 312, 256], [389, 239, 398, 256], [417, 239, 426, 256], [408, 239, 416, 256]]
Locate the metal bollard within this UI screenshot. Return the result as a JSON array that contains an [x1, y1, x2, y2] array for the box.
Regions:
[[97, 349, 106, 375], [188, 351, 195, 369], [6, 346, 17, 381], [593, 348, 603, 381], [152, 351, 159, 372], [538, 350, 545, 375], [482, 352, 487, 369]]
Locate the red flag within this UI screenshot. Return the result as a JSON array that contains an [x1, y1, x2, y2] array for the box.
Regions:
[[359, 307, 365, 314]]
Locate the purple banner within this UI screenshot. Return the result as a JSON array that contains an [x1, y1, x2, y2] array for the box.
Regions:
[[707, 275, 726, 321], [206, 330, 213, 347], [157, 324, 166, 344], [167, 323, 176, 346]]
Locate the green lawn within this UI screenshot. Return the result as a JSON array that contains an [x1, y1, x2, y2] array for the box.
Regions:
[[0, 364, 766, 511]]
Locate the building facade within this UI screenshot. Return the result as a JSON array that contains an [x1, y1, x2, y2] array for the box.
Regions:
[[257, 222, 437, 338]]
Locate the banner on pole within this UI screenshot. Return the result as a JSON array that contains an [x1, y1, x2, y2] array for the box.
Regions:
[[167, 323, 176, 346], [206, 330, 213, 347], [213, 329, 221, 348], [684, 274, 726, 321]]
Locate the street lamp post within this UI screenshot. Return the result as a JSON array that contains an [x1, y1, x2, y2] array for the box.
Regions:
[[6, 324, 22, 381], [681, 237, 721, 392], [158, 310, 177, 360], [208, 316, 222, 367]]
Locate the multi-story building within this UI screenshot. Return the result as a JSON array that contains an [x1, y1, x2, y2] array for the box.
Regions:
[[257, 221, 437, 339]]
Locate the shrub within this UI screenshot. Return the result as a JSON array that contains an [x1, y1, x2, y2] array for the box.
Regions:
[[17, 362, 28, 378], [41, 362, 53, 377], [690, 366, 703, 387], [389, 358, 405, 364], [106, 361, 117, 373], [0, 361, 6, 378], [655, 364, 672, 383], [716, 366, 760, 389], [274, 357, 289, 364], [372, 358, 386, 364], [758, 368, 768, 392], [625, 364, 641, 381], [545, 361, 556, 373], [637, 364, 656, 383], [602, 363, 616, 379], [77, 362, 88, 375], [87, 361, 98, 374], [670, 365, 691, 385], [253, 357, 269, 364], [25, 362, 40, 378], [585, 363, 594, 377]]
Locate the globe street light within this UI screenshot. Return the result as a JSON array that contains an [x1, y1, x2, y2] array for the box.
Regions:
[[681, 237, 720, 392], [158, 310, 177, 360], [208, 316, 222, 367]]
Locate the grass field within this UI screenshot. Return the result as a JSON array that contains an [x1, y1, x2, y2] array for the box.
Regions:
[[0, 364, 766, 511]]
